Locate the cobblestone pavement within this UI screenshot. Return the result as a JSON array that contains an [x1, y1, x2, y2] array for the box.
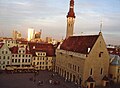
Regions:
[[0, 71, 120, 88], [0, 70, 78, 88]]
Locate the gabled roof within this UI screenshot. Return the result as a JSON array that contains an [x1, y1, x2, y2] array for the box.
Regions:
[[60, 35, 99, 54], [28, 42, 55, 57]]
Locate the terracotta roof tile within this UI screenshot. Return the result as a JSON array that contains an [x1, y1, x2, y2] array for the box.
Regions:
[[60, 35, 99, 54], [10, 46, 18, 54], [10, 46, 31, 54], [107, 48, 120, 56]]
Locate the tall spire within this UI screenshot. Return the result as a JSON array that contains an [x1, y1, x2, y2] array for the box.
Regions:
[[67, 0, 75, 18], [66, 0, 76, 39]]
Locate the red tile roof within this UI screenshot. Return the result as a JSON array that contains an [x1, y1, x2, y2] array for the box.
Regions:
[[10, 46, 31, 54], [28, 42, 55, 56], [107, 48, 120, 56], [60, 35, 99, 54], [10, 46, 18, 54]]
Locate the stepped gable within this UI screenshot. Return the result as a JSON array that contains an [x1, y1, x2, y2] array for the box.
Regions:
[[60, 35, 99, 54]]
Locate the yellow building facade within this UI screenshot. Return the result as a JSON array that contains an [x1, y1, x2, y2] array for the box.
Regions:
[[55, 32, 110, 87]]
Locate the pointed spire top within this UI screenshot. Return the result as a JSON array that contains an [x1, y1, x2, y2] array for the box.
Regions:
[[100, 20, 103, 32], [67, 0, 75, 18]]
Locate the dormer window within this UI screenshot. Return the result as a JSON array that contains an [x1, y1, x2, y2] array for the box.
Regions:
[[88, 48, 91, 53], [33, 46, 35, 49], [19, 50, 21, 53], [99, 52, 103, 57]]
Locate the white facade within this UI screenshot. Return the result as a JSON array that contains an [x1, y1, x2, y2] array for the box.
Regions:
[[32, 52, 53, 70], [0, 43, 12, 70]]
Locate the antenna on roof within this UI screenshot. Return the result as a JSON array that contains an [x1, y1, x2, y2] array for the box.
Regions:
[[100, 20, 103, 32]]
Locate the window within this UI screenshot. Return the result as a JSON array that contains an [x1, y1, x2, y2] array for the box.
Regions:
[[26, 55, 27, 57], [16, 55, 17, 57], [19, 55, 21, 57], [73, 65, 74, 70], [118, 69, 120, 73], [34, 57, 35, 60], [19, 50, 21, 53], [0, 56, 1, 59], [46, 62, 48, 65], [101, 68, 103, 74], [3, 61, 5, 64], [25, 59, 27, 63], [6, 51, 8, 54], [18, 59, 20, 63], [3, 56, 5, 59], [99, 52, 103, 57], [12, 55, 14, 57], [7, 61, 9, 64], [3, 66, 5, 68], [2, 51, 4, 54], [15, 59, 17, 63], [22, 59, 24, 63], [28, 59, 30, 62], [75, 65, 76, 71], [37, 62, 39, 65], [23, 55, 24, 57], [43, 62, 44, 64], [90, 68, 93, 75], [8, 56, 9, 60], [78, 66, 80, 73], [40, 62, 41, 65], [12, 59, 14, 63], [33, 62, 35, 65], [8, 44, 10, 46]]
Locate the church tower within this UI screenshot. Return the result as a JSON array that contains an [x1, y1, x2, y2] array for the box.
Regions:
[[66, 0, 76, 38]]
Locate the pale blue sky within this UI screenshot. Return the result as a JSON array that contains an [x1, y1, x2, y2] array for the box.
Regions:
[[0, 0, 120, 45]]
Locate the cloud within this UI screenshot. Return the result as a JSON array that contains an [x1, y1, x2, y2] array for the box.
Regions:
[[0, 0, 120, 45]]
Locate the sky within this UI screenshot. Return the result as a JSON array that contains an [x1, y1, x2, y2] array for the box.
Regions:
[[0, 0, 120, 45]]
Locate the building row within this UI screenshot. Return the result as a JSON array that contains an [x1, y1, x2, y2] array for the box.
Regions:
[[0, 0, 120, 88], [0, 41, 56, 72]]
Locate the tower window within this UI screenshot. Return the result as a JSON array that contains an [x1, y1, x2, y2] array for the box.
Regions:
[[101, 68, 103, 74], [90, 68, 93, 75]]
